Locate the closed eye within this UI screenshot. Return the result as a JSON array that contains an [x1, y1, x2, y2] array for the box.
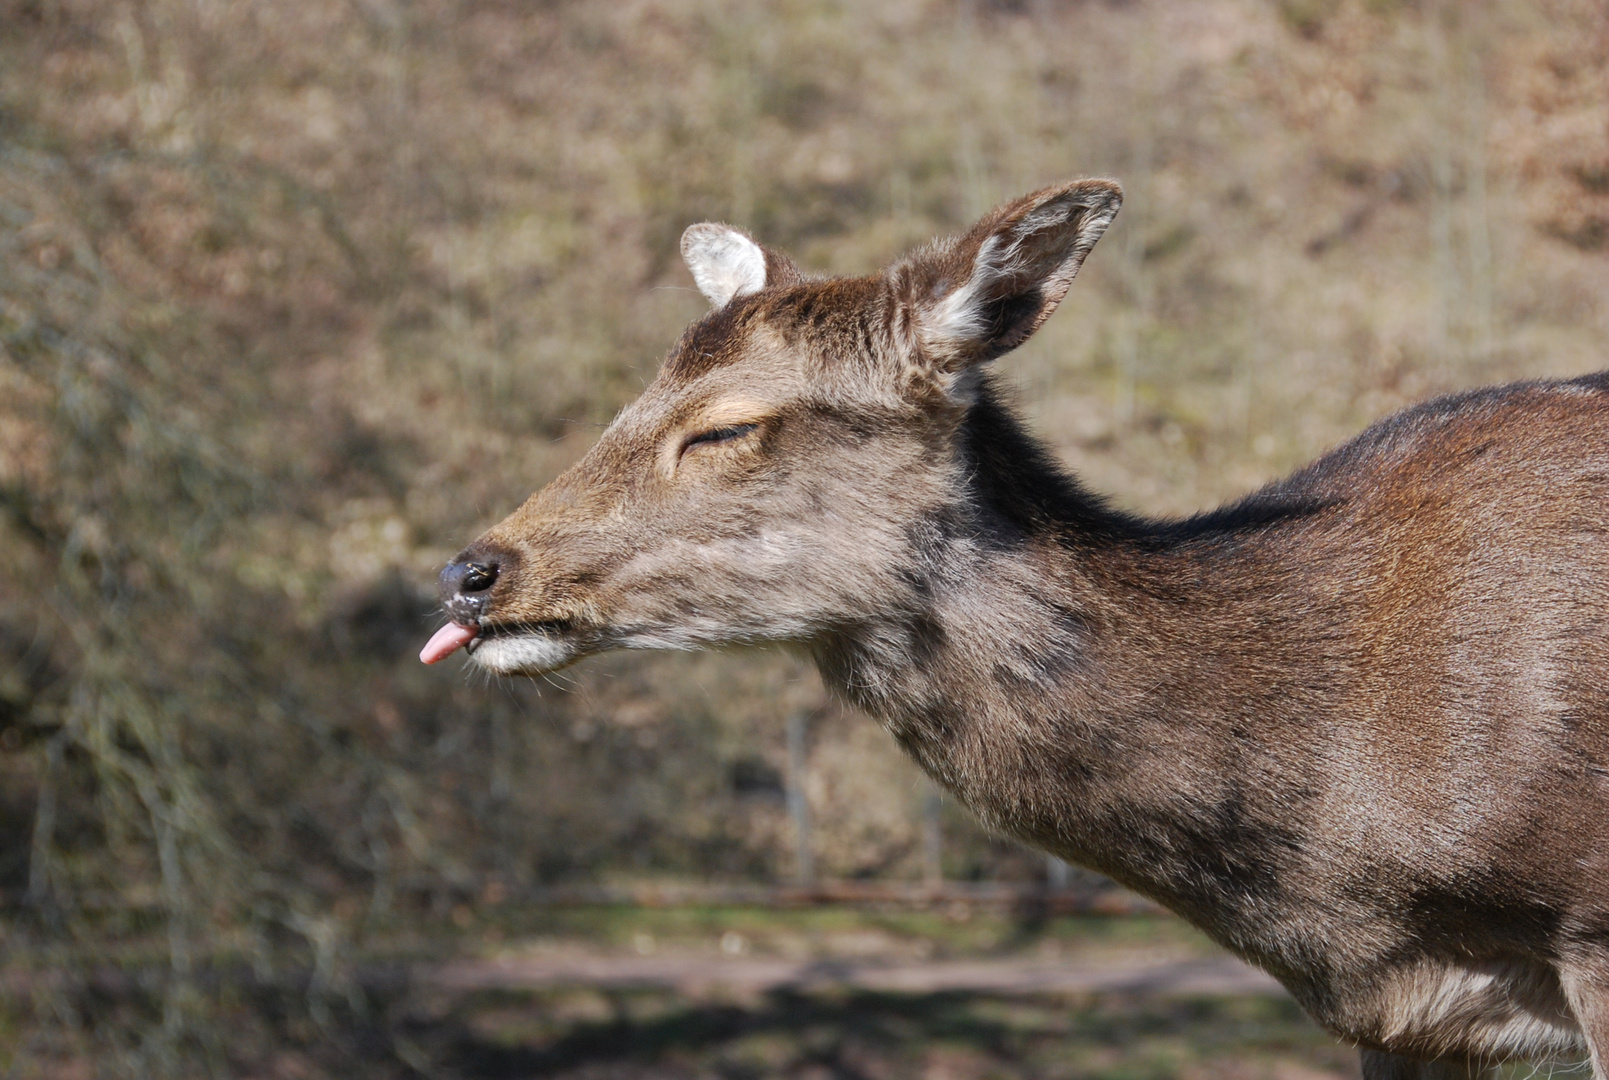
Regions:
[[684, 423, 759, 451]]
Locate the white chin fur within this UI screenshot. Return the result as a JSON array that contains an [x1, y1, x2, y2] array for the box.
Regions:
[[469, 633, 578, 675]]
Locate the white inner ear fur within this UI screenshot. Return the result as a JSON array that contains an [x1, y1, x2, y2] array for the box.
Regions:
[[681, 223, 768, 308], [919, 233, 1013, 356]]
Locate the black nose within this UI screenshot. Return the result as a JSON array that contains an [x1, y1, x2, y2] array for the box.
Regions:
[[439, 559, 499, 621], [442, 561, 498, 595]]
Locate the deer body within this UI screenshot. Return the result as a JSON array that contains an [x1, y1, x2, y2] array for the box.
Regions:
[[820, 377, 1609, 1070], [423, 180, 1609, 1078]]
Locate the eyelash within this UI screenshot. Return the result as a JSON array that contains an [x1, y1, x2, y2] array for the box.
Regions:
[[684, 423, 759, 451]]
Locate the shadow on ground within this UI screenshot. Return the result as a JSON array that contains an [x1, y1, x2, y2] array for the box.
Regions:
[[384, 986, 1359, 1080]]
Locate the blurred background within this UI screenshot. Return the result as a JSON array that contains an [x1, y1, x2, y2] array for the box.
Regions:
[[1, 0, 1605, 1076]]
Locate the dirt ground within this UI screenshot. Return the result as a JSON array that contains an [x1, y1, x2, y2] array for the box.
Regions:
[[325, 910, 1331, 1080], [383, 950, 1345, 1079], [426, 948, 1283, 999]]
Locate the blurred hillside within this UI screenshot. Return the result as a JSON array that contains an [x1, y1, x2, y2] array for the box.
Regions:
[[0, 0, 1605, 1074]]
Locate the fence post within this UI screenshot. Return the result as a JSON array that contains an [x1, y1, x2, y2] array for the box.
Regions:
[[921, 785, 944, 887], [784, 710, 814, 885]]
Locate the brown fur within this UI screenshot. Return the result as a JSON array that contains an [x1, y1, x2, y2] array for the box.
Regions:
[[436, 180, 1609, 1079]]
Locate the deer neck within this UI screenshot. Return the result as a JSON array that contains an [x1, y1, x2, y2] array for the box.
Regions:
[[810, 386, 1278, 922]]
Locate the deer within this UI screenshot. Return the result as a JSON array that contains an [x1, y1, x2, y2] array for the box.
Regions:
[[419, 178, 1609, 1080]]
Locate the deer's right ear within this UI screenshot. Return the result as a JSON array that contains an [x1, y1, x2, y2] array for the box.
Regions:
[[681, 224, 804, 308], [893, 179, 1122, 373], [681, 224, 764, 308]]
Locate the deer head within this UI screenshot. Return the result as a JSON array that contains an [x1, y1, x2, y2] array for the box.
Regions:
[[421, 179, 1123, 675]]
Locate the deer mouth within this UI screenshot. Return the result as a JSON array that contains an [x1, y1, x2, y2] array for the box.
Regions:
[[463, 618, 582, 675], [470, 617, 574, 647]]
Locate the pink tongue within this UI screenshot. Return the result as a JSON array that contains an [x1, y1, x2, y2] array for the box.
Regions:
[[420, 622, 479, 665]]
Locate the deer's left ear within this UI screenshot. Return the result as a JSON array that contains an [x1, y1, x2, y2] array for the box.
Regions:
[[681, 223, 803, 308], [893, 179, 1122, 371]]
